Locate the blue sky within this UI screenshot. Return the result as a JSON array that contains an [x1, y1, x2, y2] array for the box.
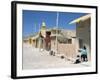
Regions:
[[23, 10, 87, 37]]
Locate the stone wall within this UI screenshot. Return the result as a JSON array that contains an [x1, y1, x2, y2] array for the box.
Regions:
[[57, 44, 77, 58]]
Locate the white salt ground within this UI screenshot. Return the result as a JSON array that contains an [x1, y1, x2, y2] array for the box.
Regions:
[[23, 43, 90, 69]]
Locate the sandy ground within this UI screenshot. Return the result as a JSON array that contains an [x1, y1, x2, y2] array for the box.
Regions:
[[23, 43, 90, 70]]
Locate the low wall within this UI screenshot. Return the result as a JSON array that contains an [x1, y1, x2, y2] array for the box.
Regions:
[[57, 44, 77, 58]]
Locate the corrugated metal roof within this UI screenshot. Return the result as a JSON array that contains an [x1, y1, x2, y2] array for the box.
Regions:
[[69, 14, 91, 24]]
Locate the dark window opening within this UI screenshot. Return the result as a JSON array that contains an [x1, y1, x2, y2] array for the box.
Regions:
[[67, 39, 72, 44]]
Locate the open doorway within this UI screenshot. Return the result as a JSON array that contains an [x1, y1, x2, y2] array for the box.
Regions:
[[79, 38, 83, 48]]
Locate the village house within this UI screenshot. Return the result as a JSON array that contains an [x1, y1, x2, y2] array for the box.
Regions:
[[50, 28, 77, 59], [58, 30, 77, 58], [69, 14, 91, 60], [23, 21, 77, 59]]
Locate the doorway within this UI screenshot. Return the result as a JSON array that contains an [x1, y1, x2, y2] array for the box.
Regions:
[[79, 38, 83, 48]]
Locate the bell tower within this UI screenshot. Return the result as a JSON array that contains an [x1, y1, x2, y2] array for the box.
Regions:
[[41, 22, 46, 30], [40, 22, 46, 37]]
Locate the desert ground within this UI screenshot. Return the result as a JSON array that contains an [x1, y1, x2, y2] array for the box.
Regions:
[[23, 43, 90, 69]]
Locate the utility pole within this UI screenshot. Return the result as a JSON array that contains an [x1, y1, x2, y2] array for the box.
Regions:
[[56, 12, 59, 54], [34, 23, 36, 34], [34, 23, 36, 48]]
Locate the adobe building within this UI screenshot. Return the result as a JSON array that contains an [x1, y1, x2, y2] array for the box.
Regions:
[[23, 22, 77, 59], [69, 14, 91, 60], [50, 29, 77, 58]]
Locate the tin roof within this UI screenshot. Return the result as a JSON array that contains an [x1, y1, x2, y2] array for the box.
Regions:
[[69, 14, 91, 24]]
